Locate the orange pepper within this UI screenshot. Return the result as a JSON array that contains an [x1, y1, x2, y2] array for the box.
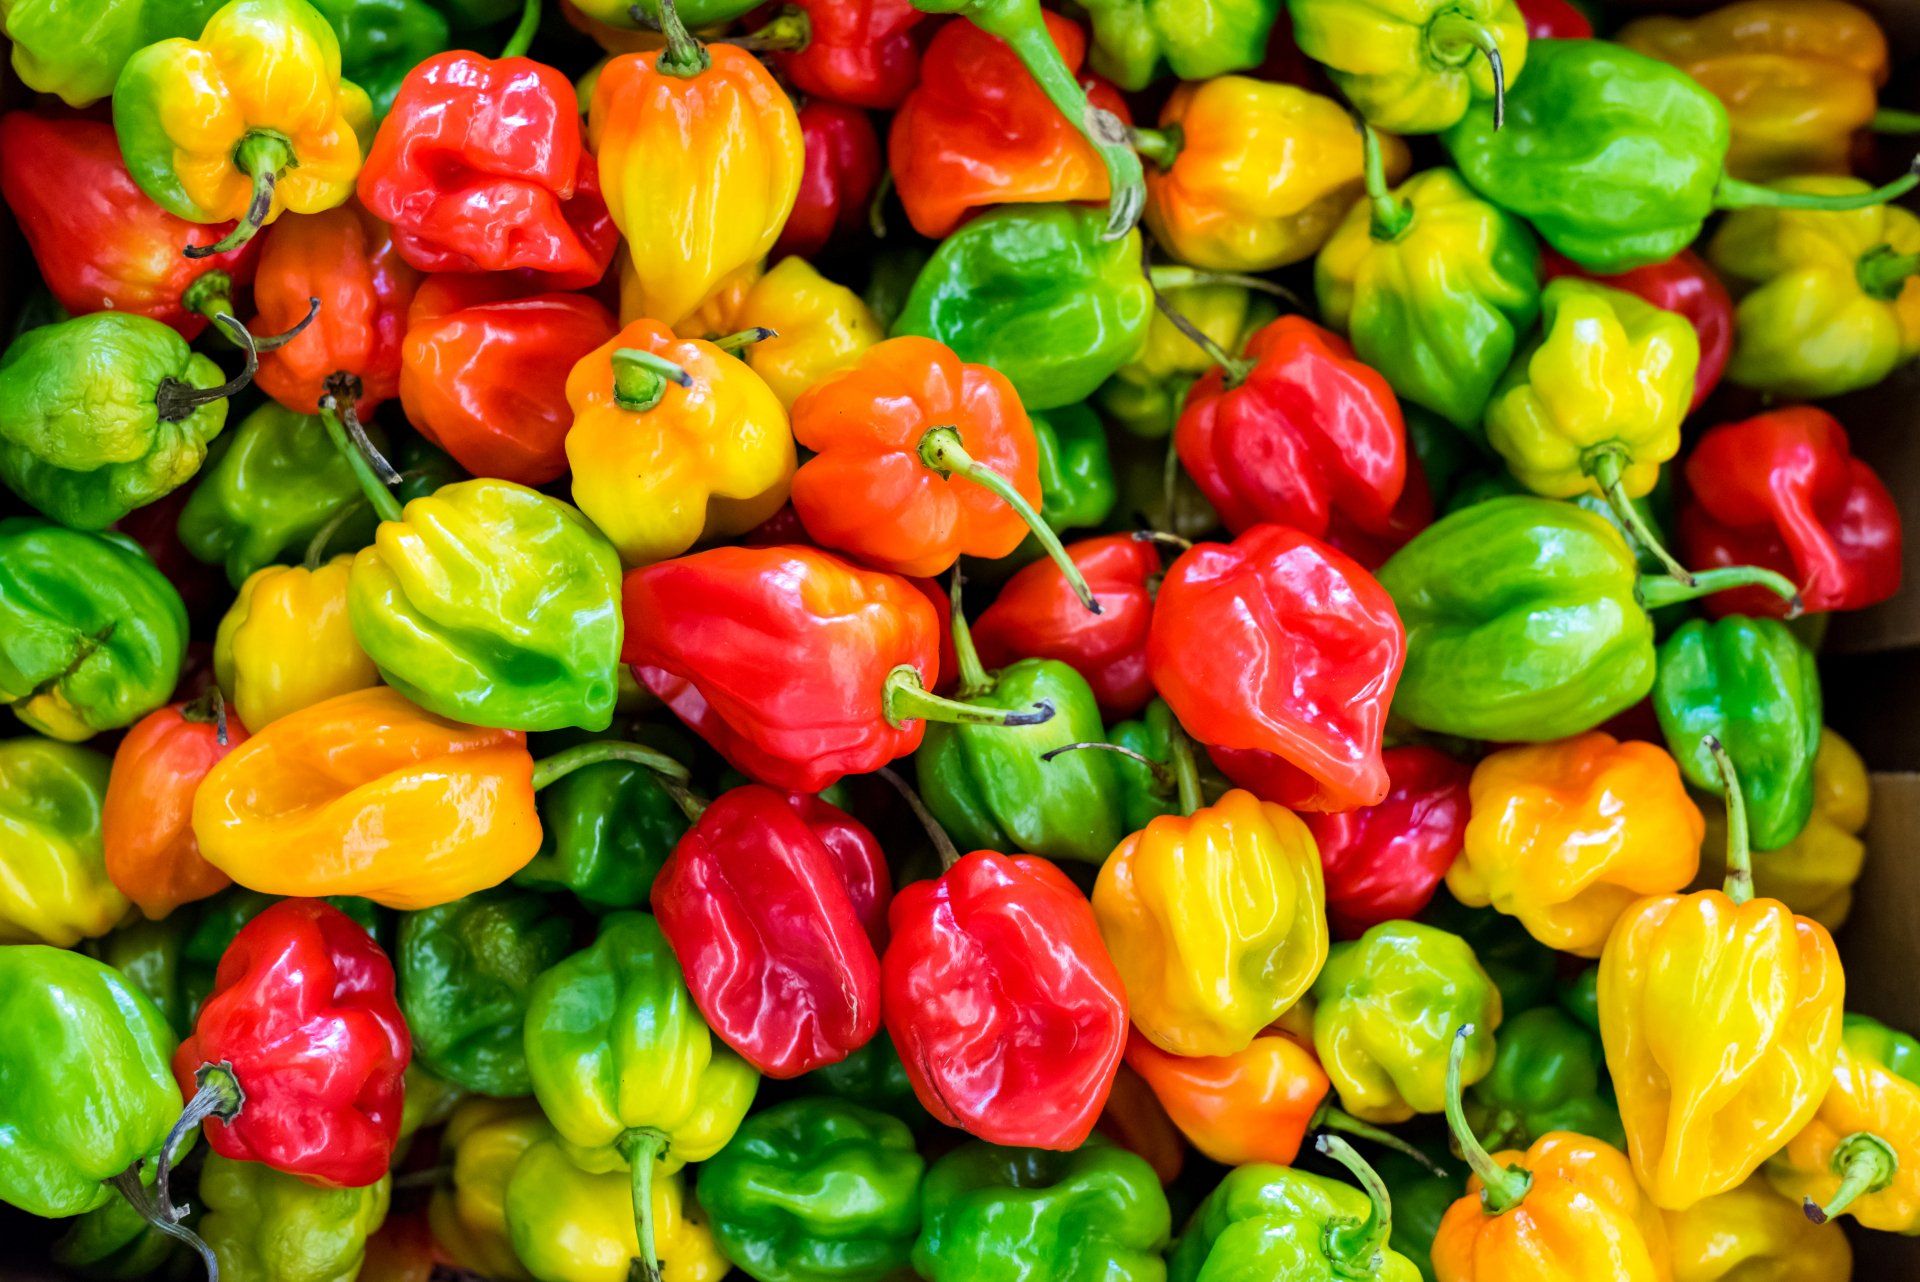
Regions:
[[101, 694, 248, 920], [1093, 1062, 1186, 1185], [1124, 1027, 1328, 1168]]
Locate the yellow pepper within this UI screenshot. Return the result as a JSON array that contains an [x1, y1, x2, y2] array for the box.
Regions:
[[1767, 1012, 1920, 1233], [565, 317, 795, 568], [734, 259, 885, 410], [1707, 178, 1920, 399], [214, 557, 381, 731], [1092, 788, 1328, 1058], [1448, 732, 1704, 958], [1616, 0, 1891, 181], [1094, 280, 1277, 439], [504, 1137, 727, 1282], [655, 259, 765, 337], [0, 739, 129, 946], [427, 1098, 549, 1282], [1664, 1176, 1852, 1282]]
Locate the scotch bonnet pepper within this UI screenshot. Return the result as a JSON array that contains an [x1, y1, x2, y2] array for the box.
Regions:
[[1080, 0, 1280, 89], [1123, 1027, 1328, 1168], [0, 0, 221, 105], [1096, 280, 1276, 439], [505, 1136, 727, 1282], [214, 556, 381, 731], [1768, 1013, 1920, 1232], [773, 102, 884, 263], [0, 739, 127, 947], [1288, 0, 1527, 134], [309, 0, 451, 120], [1663, 1176, 1853, 1282], [103, 695, 247, 923], [199, 1151, 390, 1282], [516, 738, 693, 912], [428, 1098, 545, 1280], [1541, 247, 1734, 412], [769, 0, 926, 111], [737, 258, 884, 411], [1305, 744, 1471, 938], [1466, 1005, 1625, 1152]]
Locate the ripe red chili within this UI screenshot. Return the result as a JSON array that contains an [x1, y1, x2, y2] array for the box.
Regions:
[[772, 100, 884, 262], [1301, 745, 1472, 938]]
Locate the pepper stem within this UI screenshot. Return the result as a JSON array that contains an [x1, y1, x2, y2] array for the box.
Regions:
[[916, 426, 1101, 614], [711, 326, 778, 355], [155, 1062, 245, 1222], [1444, 1025, 1532, 1214], [1635, 565, 1803, 616], [1169, 726, 1203, 816], [647, 0, 711, 77], [501, 0, 541, 59], [619, 1128, 668, 1282], [154, 314, 258, 422], [1426, 11, 1506, 129], [1131, 125, 1183, 169], [181, 271, 235, 331], [947, 570, 994, 697], [319, 374, 405, 523], [304, 498, 370, 568], [723, 4, 810, 52], [1145, 267, 1304, 308], [1857, 244, 1920, 301], [1361, 124, 1413, 241], [108, 1167, 221, 1282], [882, 664, 1054, 730], [1705, 735, 1754, 905], [248, 297, 322, 353], [1040, 741, 1177, 797], [1149, 286, 1253, 386], [1315, 1105, 1450, 1176], [611, 348, 694, 412], [1874, 108, 1920, 133], [869, 171, 895, 239], [878, 765, 961, 869], [1316, 1134, 1396, 1273], [531, 741, 692, 792], [181, 686, 232, 748], [1717, 161, 1920, 213], [1584, 446, 1694, 586], [1806, 1132, 1898, 1224], [185, 131, 293, 259]]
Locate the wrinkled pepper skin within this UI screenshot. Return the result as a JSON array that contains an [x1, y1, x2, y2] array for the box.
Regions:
[[0, 519, 188, 742], [1093, 789, 1328, 1057], [0, 740, 126, 946], [1663, 1176, 1852, 1282], [428, 1098, 546, 1281], [504, 1137, 727, 1282], [1304, 744, 1470, 939], [199, 1152, 391, 1282], [1449, 733, 1704, 957], [883, 851, 1127, 1150], [1170, 1156, 1422, 1282], [1467, 1006, 1625, 1151], [1080, 0, 1279, 89], [1767, 1013, 1920, 1232], [698, 1097, 925, 1282], [1288, 0, 1527, 134], [913, 1139, 1170, 1282], [738, 258, 884, 411], [1312, 921, 1502, 1123], [103, 699, 248, 922], [1542, 248, 1734, 413], [517, 739, 692, 912], [1654, 617, 1823, 852], [769, 0, 924, 110], [1124, 1028, 1329, 1168], [0, 0, 222, 105], [215, 558, 380, 731]]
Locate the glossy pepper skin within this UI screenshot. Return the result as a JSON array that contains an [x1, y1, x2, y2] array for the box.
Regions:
[[772, 103, 885, 262], [1654, 617, 1822, 852], [1096, 281, 1275, 439], [0, 0, 221, 105], [565, 317, 795, 570], [1148, 524, 1405, 811], [1124, 1028, 1329, 1167], [1079, 0, 1279, 89], [0, 740, 126, 946], [1663, 1176, 1852, 1282], [1768, 1013, 1920, 1231], [1287, 0, 1527, 134], [890, 12, 1130, 240], [1679, 408, 1903, 620], [913, 1139, 1170, 1282], [517, 741, 692, 912], [113, 0, 374, 255], [1304, 745, 1470, 939], [653, 786, 889, 1078], [504, 1137, 727, 1282], [698, 1097, 925, 1282], [215, 557, 381, 730], [1450, 733, 1704, 957], [309, 0, 450, 120], [893, 204, 1152, 411], [1094, 789, 1328, 1056], [428, 1098, 545, 1280], [772, 0, 924, 110], [176, 897, 411, 1188], [1313, 921, 1502, 1123], [199, 1152, 391, 1282], [1542, 248, 1733, 413], [103, 698, 248, 922], [193, 686, 539, 908], [400, 274, 618, 486], [1708, 179, 1920, 399], [884, 850, 1127, 1149], [1467, 1006, 1625, 1151], [396, 888, 574, 1097], [737, 259, 884, 411]]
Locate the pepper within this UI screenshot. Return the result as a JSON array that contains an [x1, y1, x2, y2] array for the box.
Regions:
[[565, 317, 795, 570], [1305, 745, 1470, 939], [1423, 893, 1559, 1017], [1316, 128, 1540, 433], [214, 557, 382, 731], [1147, 523, 1405, 811], [892, 204, 1153, 411], [399, 274, 618, 486], [1024, 402, 1117, 546], [198, 1152, 391, 1282], [0, 312, 244, 530], [1448, 733, 1705, 957], [697, 1097, 924, 1282], [0, 0, 220, 105], [652, 785, 890, 1078], [1287, 0, 1527, 134], [1678, 407, 1903, 620], [357, 1211, 436, 1282], [771, 102, 885, 262], [113, 0, 374, 256], [1168, 1137, 1421, 1282], [913, 1138, 1171, 1282], [587, 12, 802, 328], [803, 1035, 925, 1122], [1706, 178, 1920, 398], [504, 1137, 728, 1282], [1312, 921, 1502, 1124], [1372, 1150, 1467, 1282], [1767, 1013, 1920, 1231], [1516, 0, 1588, 38], [102, 696, 246, 923], [428, 1098, 547, 1280], [1123, 1027, 1330, 1167], [1078, 0, 1280, 89], [0, 518, 189, 742], [1663, 1176, 1853, 1282], [889, 11, 1131, 240], [1653, 616, 1823, 852], [0, 739, 126, 946], [1466, 1005, 1625, 1152], [1095, 280, 1276, 439], [1442, 37, 1920, 274], [51, 1191, 179, 1281], [522, 910, 760, 1282], [1378, 497, 1799, 743], [516, 736, 693, 912], [770, 0, 925, 110], [1541, 248, 1734, 412], [1096, 1063, 1185, 1186], [737, 258, 885, 410], [310, 0, 452, 118]]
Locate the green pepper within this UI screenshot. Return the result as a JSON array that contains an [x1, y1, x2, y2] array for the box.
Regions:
[[199, 1151, 390, 1282], [1557, 965, 1600, 1034], [178, 403, 381, 588], [308, 0, 451, 118], [0, 312, 242, 530], [1378, 496, 1798, 743], [1168, 1136, 1422, 1282], [1103, 698, 1188, 834], [893, 204, 1153, 411], [0, 518, 187, 742], [1465, 1005, 1623, 1152], [51, 1191, 179, 1280], [917, 582, 1124, 865], [98, 917, 194, 1037], [801, 1035, 925, 1122], [1420, 891, 1559, 1017], [515, 736, 693, 912], [1445, 470, 1678, 581], [1077, 0, 1280, 90], [396, 887, 576, 1097], [1289, 0, 1525, 135], [1368, 1150, 1466, 1282], [0, 0, 222, 106], [1032, 404, 1117, 537], [698, 1097, 925, 1282], [1654, 616, 1823, 852], [912, 1137, 1170, 1282], [0, 739, 124, 949], [423, 0, 521, 24], [1443, 38, 1920, 274]]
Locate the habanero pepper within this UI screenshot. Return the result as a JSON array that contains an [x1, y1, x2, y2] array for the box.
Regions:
[[1124, 1027, 1330, 1168], [515, 728, 696, 912], [198, 1151, 392, 1282], [428, 1098, 545, 1280], [1079, 0, 1281, 90], [1663, 1176, 1853, 1282], [771, 102, 884, 262], [769, 0, 926, 110], [0, 739, 127, 948], [1303, 744, 1471, 939], [1465, 1005, 1625, 1153], [214, 556, 381, 731], [103, 694, 248, 922], [1287, 0, 1527, 134], [1516, 0, 1590, 39], [0, 0, 222, 106], [1541, 248, 1733, 413], [505, 1136, 728, 1282], [308, 0, 452, 120], [1096, 279, 1277, 439], [1768, 1013, 1920, 1232], [736, 258, 885, 411]]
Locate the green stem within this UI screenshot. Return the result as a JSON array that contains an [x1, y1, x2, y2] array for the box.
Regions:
[[1635, 565, 1803, 616], [1874, 108, 1920, 134], [649, 0, 711, 77], [722, 4, 809, 52], [1857, 244, 1920, 301], [154, 314, 258, 422], [1705, 735, 1753, 905], [156, 1062, 245, 1222], [612, 348, 693, 412], [1361, 124, 1412, 241], [878, 765, 961, 869], [1148, 287, 1253, 386], [1315, 1134, 1396, 1274], [1169, 725, 1202, 816], [1426, 11, 1507, 130], [1717, 162, 1920, 213], [1315, 1106, 1449, 1177], [1444, 1025, 1531, 1214], [181, 270, 235, 331], [917, 426, 1100, 614], [304, 497, 369, 568], [994, 15, 1143, 239], [869, 171, 894, 239], [1131, 125, 1183, 169], [1039, 740, 1178, 796], [1584, 446, 1694, 587], [1806, 1133, 1898, 1224], [882, 664, 1054, 730], [531, 741, 691, 792], [319, 374, 405, 523], [711, 326, 777, 355], [620, 1129, 668, 1282], [1144, 267, 1302, 307], [185, 131, 294, 259], [947, 570, 994, 697], [108, 1167, 221, 1282], [180, 686, 232, 748], [500, 0, 541, 59]]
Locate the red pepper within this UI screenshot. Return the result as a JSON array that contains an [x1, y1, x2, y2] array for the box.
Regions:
[[768, 0, 926, 110], [102, 694, 249, 921], [970, 533, 1159, 718], [887, 10, 1131, 239], [652, 785, 889, 1078], [1515, 0, 1593, 39], [1300, 745, 1471, 938], [1148, 525, 1405, 811], [398, 274, 617, 486], [1541, 248, 1732, 412], [1679, 405, 1903, 618], [1321, 450, 1434, 571], [772, 100, 884, 262], [168, 899, 410, 1191], [883, 849, 1127, 1149], [1176, 316, 1408, 547], [0, 113, 260, 341], [358, 52, 617, 291]]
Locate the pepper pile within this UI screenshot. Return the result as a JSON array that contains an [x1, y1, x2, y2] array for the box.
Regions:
[[0, 0, 1915, 1278]]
